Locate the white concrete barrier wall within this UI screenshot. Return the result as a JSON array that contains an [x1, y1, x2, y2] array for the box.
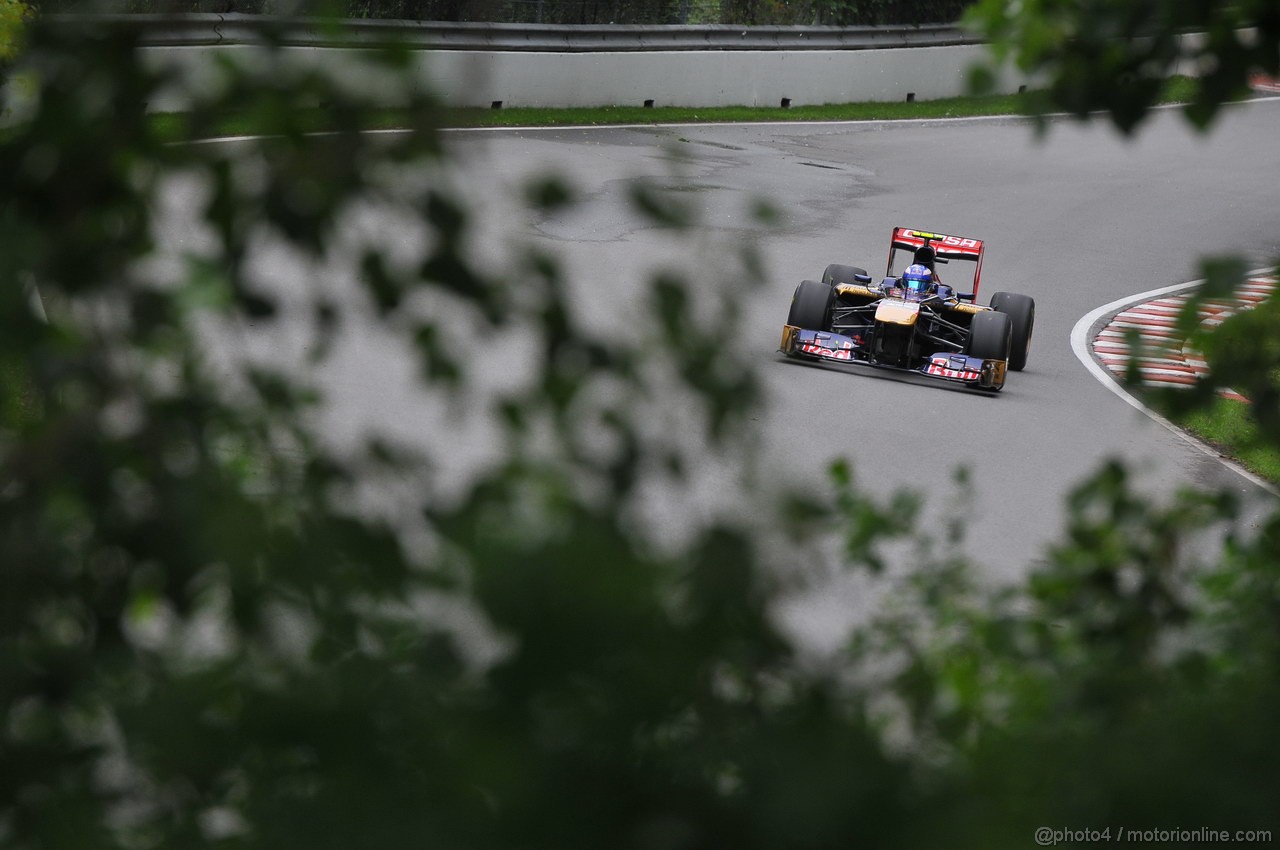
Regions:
[[416, 43, 1021, 107], [138, 42, 1032, 111], [451, 29, 1198, 109]]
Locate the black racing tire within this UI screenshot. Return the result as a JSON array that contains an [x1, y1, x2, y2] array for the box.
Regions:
[[787, 280, 834, 331], [966, 310, 1012, 362], [822, 264, 871, 286], [989, 291, 1035, 371]]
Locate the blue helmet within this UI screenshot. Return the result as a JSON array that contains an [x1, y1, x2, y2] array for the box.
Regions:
[[902, 264, 934, 294]]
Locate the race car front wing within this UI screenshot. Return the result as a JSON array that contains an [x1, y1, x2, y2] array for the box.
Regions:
[[779, 325, 1006, 390]]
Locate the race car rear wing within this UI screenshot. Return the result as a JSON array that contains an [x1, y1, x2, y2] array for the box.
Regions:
[[887, 227, 985, 301]]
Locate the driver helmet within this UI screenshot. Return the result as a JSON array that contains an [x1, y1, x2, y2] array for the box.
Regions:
[[902, 264, 934, 294]]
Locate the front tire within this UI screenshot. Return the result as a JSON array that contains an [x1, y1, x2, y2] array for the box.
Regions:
[[822, 264, 871, 286], [989, 291, 1035, 371], [967, 310, 1012, 361], [787, 280, 834, 331]]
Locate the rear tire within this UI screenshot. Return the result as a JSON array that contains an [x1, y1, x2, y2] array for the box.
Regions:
[[967, 310, 1012, 361], [989, 291, 1035, 371], [822, 264, 871, 286], [787, 280, 834, 331]]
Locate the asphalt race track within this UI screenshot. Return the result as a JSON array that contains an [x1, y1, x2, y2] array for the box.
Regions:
[[454, 99, 1279, 561], [179, 98, 1280, 642]]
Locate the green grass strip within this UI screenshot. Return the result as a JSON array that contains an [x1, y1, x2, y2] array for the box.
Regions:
[[435, 91, 1034, 128], [1176, 396, 1280, 486], [147, 94, 1029, 140], [143, 75, 1205, 140]]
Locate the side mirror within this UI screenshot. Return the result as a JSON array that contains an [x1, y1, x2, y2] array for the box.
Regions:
[[956, 292, 975, 302], [854, 272, 872, 284], [881, 277, 898, 289]]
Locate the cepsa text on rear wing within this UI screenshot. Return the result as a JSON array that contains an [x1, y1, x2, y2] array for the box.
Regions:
[[887, 227, 985, 299]]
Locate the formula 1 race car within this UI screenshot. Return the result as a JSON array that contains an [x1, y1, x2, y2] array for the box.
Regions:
[[778, 227, 1035, 392]]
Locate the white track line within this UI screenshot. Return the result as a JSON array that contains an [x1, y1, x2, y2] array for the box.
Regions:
[[1071, 273, 1280, 497]]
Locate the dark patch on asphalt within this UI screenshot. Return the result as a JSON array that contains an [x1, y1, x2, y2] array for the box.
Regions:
[[687, 139, 748, 151]]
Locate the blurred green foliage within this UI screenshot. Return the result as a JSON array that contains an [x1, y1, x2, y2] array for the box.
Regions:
[[0, 13, 901, 849], [0, 0, 32, 63], [965, 0, 1280, 132], [4, 8, 1280, 850]]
